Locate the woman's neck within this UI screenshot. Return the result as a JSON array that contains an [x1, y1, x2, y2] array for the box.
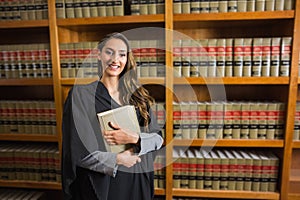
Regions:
[[100, 76, 123, 105]]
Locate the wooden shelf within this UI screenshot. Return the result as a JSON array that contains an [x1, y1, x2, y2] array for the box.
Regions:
[[0, 180, 61, 190], [0, 20, 49, 29], [57, 14, 165, 26], [0, 78, 53, 86], [291, 169, 300, 182], [172, 188, 280, 199], [154, 188, 165, 195], [293, 141, 300, 148], [172, 139, 284, 147], [61, 77, 165, 86], [288, 193, 300, 200], [0, 134, 58, 142], [174, 77, 290, 85], [174, 11, 294, 22]]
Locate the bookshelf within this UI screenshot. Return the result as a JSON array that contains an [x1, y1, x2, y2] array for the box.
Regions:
[[0, 0, 300, 200]]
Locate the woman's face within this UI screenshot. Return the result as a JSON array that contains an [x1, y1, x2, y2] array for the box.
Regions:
[[98, 38, 128, 78]]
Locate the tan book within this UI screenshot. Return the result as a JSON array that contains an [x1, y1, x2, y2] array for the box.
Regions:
[[240, 150, 253, 191], [231, 150, 245, 190], [206, 102, 216, 139], [180, 149, 189, 188], [181, 39, 191, 77], [187, 149, 197, 189], [190, 41, 200, 77], [198, 39, 208, 77], [248, 151, 261, 191], [258, 103, 268, 139], [173, 0, 182, 14], [256, 0, 265, 11], [148, 0, 157, 15], [223, 102, 233, 139], [219, 0, 228, 12], [194, 149, 204, 189], [237, 0, 247, 11], [210, 151, 221, 190], [249, 102, 259, 139], [113, 0, 124, 16], [173, 147, 181, 188], [270, 37, 281, 77], [156, 0, 164, 13], [233, 38, 243, 77], [280, 37, 292, 77], [35, 0, 44, 20], [225, 38, 233, 77], [265, 0, 275, 10], [27, 0, 36, 20], [223, 149, 236, 190], [189, 102, 198, 139], [191, 0, 200, 13], [173, 40, 182, 77], [216, 150, 229, 190], [266, 152, 279, 192], [228, 0, 237, 12], [252, 38, 263, 77], [284, 0, 295, 10], [65, 0, 75, 18], [232, 102, 241, 139], [97, 105, 140, 153], [140, 40, 150, 77], [258, 152, 270, 191], [275, 102, 285, 139], [140, 0, 149, 15], [173, 102, 182, 138], [131, 0, 140, 15], [210, 0, 219, 13], [197, 102, 207, 139], [182, 0, 190, 13], [81, 1, 91, 18], [243, 38, 252, 77], [203, 149, 213, 190], [261, 38, 271, 77], [156, 40, 165, 77], [97, 0, 107, 16], [130, 40, 141, 76], [148, 40, 157, 77], [207, 39, 217, 77], [294, 102, 300, 140], [216, 39, 225, 77], [200, 0, 209, 13], [181, 102, 190, 139], [275, 0, 284, 10], [90, 0, 99, 17], [106, 0, 114, 16]]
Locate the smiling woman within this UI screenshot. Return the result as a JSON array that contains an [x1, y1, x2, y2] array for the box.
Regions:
[[62, 32, 164, 200]]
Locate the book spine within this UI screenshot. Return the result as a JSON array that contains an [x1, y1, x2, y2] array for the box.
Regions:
[[140, 40, 150, 77], [280, 37, 291, 77], [207, 39, 217, 77], [148, 40, 157, 77], [270, 37, 281, 76], [243, 38, 252, 77], [173, 40, 182, 77], [199, 39, 208, 77], [225, 38, 233, 77], [89, 0, 98, 17], [266, 0, 275, 10], [252, 38, 263, 77], [256, 0, 265, 11], [261, 38, 271, 77], [233, 38, 243, 77], [190, 41, 200, 77], [113, 0, 124, 16], [258, 103, 268, 139], [191, 0, 200, 13], [181, 39, 191, 77], [216, 39, 226, 77], [181, 102, 191, 139], [237, 0, 247, 11], [197, 102, 207, 139], [97, 0, 106, 16], [173, 102, 182, 138]]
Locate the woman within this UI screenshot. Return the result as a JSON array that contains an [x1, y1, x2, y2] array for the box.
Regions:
[[62, 32, 164, 200]]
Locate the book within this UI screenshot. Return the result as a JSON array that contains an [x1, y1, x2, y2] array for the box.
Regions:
[[97, 105, 140, 153]]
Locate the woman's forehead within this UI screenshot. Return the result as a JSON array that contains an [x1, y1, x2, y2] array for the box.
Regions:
[[104, 38, 128, 52]]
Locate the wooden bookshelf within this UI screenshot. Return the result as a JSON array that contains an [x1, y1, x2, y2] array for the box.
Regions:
[[0, 78, 53, 86], [0, 134, 58, 142], [0, 20, 49, 29], [293, 141, 300, 148], [0, 180, 61, 190]]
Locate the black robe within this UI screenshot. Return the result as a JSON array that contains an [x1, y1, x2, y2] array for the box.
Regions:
[[62, 81, 162, 200]]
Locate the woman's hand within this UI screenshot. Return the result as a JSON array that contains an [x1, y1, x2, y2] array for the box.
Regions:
[[103, 122, 139, 145], [116, 149, 141, 168]]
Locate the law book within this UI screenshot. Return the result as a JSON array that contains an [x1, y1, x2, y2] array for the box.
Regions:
[[210, 150, 221, 190], [140, 40, 150, 77], [261, 38, 271, 77], [203, 149, 213, 190], [156, 40, 165, 77], [243, 38, 252, 77], [216, 150, 229, 190], [258, 152, 270, 191], [27, 0, 36, 20], [148, 40, 158, 77], [173, 102, 182, 138], [249, 102, 259, 139], [198, 39, 208, 77], [214, 102, 224, 139], [237, 0, 247, 11], [294, 102, 300, 140], [225, 38, 233, 77], [275, 0, 284, 10], [270, 37, 281, 77], [106, 0, 114, 16], [219, 0, 228, 12], [210, 0, 219, 13], [284, 0, 294, 9], [207, 39, 217, 77], [256, 0, 265, 11], [113, 0, 124, 16], [206, 102, 216, 139], [153, 149, 165, 188], [190, 41, 200, 77], [81, 1, 91, 18], [266, 152, 279, 192], [249, 151, 262, 191], [173, 0, 182, 14], [200, 0, 210, 13], [97, 105, 140, 153], [280, 37, 292, 77], [173, 147, 182, 188], [231, 150, 245, 190], [223, 102, 233, 139], [139, 0, 149, 14], [258, 102, 268, 139], [131, 0, 140, 15], [189, 102, 198, 139], [187, 149, 197, 189], [223, 149, 236, 190], [181, 39, 191, 77], [252, 38, 263, 77], [233, 38, 243, 77], [173, 40, 182, 77], [180, 150, 189, 188], [156, 0, 165, 13], [89, 0, 98, 17], [155, 102, 166, 138], [181, 102, 190, 139], [182, 0, 190, 13], [191, 0, 200, 13], [216, 38, 226, 77], [97, 0, 107, 16], [275, 102, 285, 139], [228, 0, 237, 12], [239, 150, 253, 191], [197, 102, 207, 139], [265, 0, 275, 10], [232, 102, 241, 139], [195, 149, 204, 189]]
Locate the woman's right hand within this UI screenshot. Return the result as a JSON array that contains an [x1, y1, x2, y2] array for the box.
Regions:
[[116, 149, 141, 168]]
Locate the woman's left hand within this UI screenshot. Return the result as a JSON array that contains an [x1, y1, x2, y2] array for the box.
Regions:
[[103, 122, 139, 145]]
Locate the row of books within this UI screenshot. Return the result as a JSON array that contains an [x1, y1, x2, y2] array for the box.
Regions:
[[130, 0, 165, 15], [294, 102, 300, 140], [152, 102, 166, 138], [0, 44, 52, 79], [173, 0, 294, 14], [0, 189, 45, 200], [173, 37, 291, 78], [173, 101, 285, 139], [171, 148, 279, 192], [0, 100, 57, 135], [56, 0, 125, 18], [0, 0, 48, 21], [0, 143, 61, 183]]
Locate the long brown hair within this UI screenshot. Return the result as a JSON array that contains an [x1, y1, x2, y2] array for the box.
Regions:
[[97, 32, 155, 128]]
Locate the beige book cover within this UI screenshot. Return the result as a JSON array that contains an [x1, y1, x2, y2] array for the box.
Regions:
[[131, 0, 140, 15], [140, 40, 150, 77], [202, 149, 213, 190], [156, 0, 165, 13], [172, 147, 181, 188], [65, 0, 75, 18], [113, 0, 124, 16], [261, 38, 271, 77], [106, 0, 114, 16], [280, 37, 292, 77], [252, 38, 263, 77], [194, 149, 204, 189], [231, 150, 245, 191], [223, 149, 237, 190], [198, 39, 208, 77], [97, 105, 140, 153], [182, 0, 191, 13], [210, 150, 221, 190], [216, 38, 225, 77], [173, 40, 182, 77], [267, 102, 277, 139], [258, 152, 270, 191], [243, 38, 252, 77], [97, 0, 107, 16], [173, 0, 182, 14], [240, 150, 253, 191], [187, 149, 197, 189], [181, 39, 191, 77], [81, 1, 91, 18], [249, 151, 262, 191], [270, 37, 281, 77], [173, 102, 182, 138], [181, 102, 190, 139], [225, 38, 233, 77], [207, 39, 217, 77], [223, 102, 233, 139], [233, 38, 243, 77], [216, 150, 229, 190], [148, 0, 157, 14]]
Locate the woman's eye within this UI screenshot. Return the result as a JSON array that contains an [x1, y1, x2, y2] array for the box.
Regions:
[[105, 50, 113, 56], [120, 53, 126, 57]]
